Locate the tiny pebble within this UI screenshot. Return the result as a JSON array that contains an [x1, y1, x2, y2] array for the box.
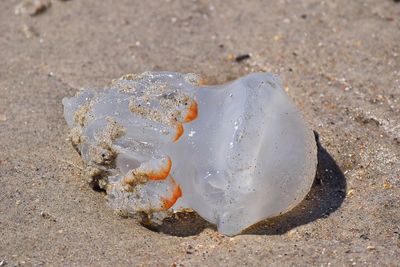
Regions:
[[14, 0, 51, 16], [383, 181, 393, 189], [346, 189, 355, 197]]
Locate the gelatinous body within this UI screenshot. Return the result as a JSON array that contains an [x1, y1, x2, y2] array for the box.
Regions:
[[62, 72, 317, 236]]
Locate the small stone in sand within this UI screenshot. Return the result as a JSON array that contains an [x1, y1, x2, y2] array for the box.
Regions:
[[14, 0, 51, 16]]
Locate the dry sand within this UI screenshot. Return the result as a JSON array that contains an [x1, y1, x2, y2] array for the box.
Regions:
[[1, 0, 399, 266]]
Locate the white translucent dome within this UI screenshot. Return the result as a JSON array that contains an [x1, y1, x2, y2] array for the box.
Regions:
[[63, 72, 317, 236]]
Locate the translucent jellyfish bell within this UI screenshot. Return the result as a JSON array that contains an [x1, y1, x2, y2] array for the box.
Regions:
[[62, 72, 317, 236]]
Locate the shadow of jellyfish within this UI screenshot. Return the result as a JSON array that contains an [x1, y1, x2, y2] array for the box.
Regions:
[[243, 131, 347, 235]]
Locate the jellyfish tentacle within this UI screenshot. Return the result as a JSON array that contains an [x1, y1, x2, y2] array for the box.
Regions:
[[122, 155, 172, 186]]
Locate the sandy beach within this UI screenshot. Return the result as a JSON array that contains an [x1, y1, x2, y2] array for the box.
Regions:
[[1, 0, 399, 265]]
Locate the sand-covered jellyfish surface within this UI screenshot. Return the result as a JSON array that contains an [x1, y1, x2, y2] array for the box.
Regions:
[[62, 71, 317, 236]]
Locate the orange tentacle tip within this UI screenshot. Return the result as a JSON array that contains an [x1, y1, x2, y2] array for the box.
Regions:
[[173, 123, 184, 142], [184, 101, 198, 122], [147, 157, 172, 181], [162, 185, 183, 210]]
